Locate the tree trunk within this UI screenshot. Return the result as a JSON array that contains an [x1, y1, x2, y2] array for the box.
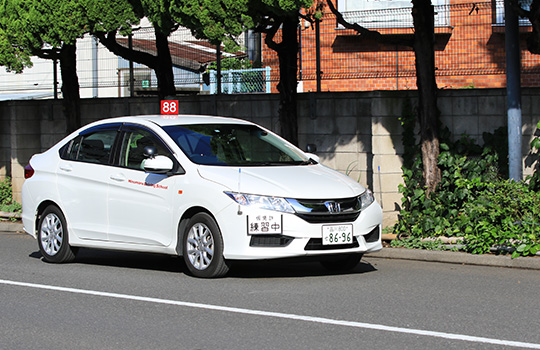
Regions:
[[412, 0, 440, 194], [59, 43, 81, 133], [276, 16, 299, 146], [154, 30, 176, 99], [95, 29, 176, 100]]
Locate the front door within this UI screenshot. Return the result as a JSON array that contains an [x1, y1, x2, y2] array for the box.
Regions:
[[107, 127, 177, 246]]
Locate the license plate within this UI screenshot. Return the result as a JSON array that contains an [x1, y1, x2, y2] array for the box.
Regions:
[[322, 224, 353, 245]]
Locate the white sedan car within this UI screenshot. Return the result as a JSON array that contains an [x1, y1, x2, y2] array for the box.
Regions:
[[22, 115, 382, 278]]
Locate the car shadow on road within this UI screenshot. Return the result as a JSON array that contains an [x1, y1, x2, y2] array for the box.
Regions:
[[29, 249, 377, 278], [29, 249, 185, 274], [227, 259, 377, 279]]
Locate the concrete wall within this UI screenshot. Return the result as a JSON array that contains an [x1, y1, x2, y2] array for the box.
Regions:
[[2, 89, 540, 227]]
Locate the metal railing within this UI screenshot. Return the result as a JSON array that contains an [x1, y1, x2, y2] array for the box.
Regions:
[[208, 67, 272, 94]]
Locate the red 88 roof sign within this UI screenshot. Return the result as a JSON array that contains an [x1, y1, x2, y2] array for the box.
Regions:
[[161, 100, 178, 117]]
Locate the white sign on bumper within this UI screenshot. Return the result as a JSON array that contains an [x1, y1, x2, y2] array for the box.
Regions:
[[247, 215, 283, 234]]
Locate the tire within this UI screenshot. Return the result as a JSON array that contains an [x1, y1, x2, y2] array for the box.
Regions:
[[182, 213, 229, 278], [320, 253, 363, 272], [37, 205, 77, 263]]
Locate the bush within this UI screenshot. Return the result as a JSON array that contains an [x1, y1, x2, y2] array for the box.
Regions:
[[394, 101, 540, 258], [0, 177, 13, 205], [0, 177, 21, 214]]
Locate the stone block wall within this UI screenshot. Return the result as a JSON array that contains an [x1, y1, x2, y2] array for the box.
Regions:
[[2, 88, 540, 227]]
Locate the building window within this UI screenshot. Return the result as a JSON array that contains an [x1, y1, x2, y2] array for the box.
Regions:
[[493, 0, 532, 26], [336, 0, 450, 28]]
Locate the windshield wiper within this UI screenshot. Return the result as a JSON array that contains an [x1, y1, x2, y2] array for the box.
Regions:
[[223, 159, 318, 166]]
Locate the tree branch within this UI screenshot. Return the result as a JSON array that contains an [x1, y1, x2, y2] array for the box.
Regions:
[[93, 30, 158, 69], [508, 0, 531, 19], [32, 47, 60, 61], [255, 16, 282, 52], [326, 0, 414, 47]]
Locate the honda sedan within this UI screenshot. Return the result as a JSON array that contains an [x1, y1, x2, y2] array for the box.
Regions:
[[22, 115, 382, 278]]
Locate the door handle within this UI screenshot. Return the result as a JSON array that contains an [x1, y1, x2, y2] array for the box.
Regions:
[[110, 174, 126, 182], [59, 164, 72, 172]]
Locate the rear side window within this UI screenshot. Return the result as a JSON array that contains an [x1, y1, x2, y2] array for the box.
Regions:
[[62, 130, 117, 164]]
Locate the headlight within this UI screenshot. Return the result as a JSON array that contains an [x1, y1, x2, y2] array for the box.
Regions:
[[360, 189, 375, 210], [225, 192, 295, 213]]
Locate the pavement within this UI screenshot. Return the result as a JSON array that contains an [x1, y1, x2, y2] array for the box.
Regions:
[[3, 221, 540, 270], [368, 246, 540, 270]]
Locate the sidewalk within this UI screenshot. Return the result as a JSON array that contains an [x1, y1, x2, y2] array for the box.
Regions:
[[367, 247, 540, 270], [3, 220, 540, 270]]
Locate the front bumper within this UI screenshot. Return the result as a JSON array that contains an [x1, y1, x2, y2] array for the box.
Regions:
[[216, 200, 383, 260]]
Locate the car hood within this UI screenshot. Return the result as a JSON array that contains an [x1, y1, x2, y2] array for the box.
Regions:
[[197, 164, 366, 199]]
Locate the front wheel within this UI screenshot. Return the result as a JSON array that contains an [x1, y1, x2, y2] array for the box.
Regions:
[[37, 205, 77, 263], [182, 213, 229, 278], [320, 253, 363, 272]]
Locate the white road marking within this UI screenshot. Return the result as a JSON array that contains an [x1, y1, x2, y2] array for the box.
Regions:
[[2, 278, 539, 349]]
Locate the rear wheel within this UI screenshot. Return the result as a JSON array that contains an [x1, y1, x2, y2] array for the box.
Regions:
[[37, 205, 77, 263], [320, 254, 362, 272], [182, 213, 229, 278]]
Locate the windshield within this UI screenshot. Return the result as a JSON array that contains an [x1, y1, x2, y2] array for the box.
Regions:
[[163, 123, 311, 166]]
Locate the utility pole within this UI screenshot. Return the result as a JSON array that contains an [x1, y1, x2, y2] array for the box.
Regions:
[[505, 0, 523, 181]]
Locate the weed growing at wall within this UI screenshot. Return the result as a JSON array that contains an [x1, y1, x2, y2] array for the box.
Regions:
[[393, 102, 540, 257], [0, 177, 21, 214], [527, 120, 540, 192]]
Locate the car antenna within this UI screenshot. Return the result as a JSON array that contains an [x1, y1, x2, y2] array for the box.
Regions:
[[237, 167, 243, 215]]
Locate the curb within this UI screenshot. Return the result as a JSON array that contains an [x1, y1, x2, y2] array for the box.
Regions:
[[0, 221, 24, 233], [367, 248, 540, 270]]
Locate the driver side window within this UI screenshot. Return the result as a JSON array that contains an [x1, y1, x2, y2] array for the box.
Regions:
[[119, 129, 169, 170]]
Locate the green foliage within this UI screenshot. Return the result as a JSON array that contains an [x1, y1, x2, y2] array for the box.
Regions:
[[0, 178, 21, 216], [394, 101, 540, 258], [0, 0, 87, 49], [0, 27, 32, 73], [527, 120, 540, 191], [170, 0, 252, 50], [83, 0, 140, 36], [0, 177, 12, 205], [0, 0, 88, 71]]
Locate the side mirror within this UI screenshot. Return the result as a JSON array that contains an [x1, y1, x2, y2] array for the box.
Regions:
[[306, 144, 317, 153], [143, 155, 174, 174], [143, 146, 157, 159]]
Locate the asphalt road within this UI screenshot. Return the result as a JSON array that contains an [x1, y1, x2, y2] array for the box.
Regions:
[[1, 230, 540, 350]]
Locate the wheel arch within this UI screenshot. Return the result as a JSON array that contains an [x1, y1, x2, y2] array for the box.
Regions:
[[175, 206, 220, 256], [35, 200, 63, 234]]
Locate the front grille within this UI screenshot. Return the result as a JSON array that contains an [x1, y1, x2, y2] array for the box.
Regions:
[[295, 212, 360, 224], [289, 196, 361, 224], [250, 235, 294, 247], [304, 237, 359, 251]]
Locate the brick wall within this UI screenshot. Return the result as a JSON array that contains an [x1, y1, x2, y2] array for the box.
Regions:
[[263, 0, 540, 92]]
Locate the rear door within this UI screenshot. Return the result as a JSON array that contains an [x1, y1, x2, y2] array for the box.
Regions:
[[57, 124, 121, 241]]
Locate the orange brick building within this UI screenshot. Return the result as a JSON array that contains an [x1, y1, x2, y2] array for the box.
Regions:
[[262, 0, 540, 92]]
